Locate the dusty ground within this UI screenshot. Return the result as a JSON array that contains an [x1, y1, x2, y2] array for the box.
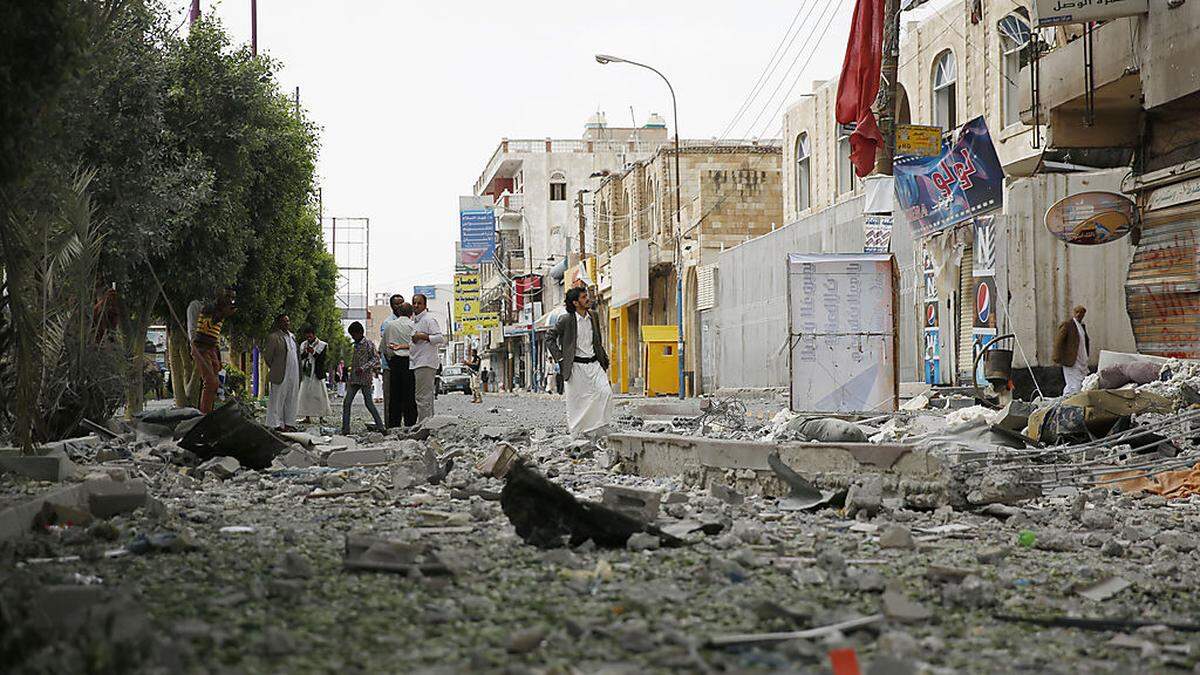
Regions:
[[3, 391, 1200, 674]]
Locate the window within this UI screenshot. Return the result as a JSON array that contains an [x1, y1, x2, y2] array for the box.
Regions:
[[646, 176, 657, 235], [794, 132, 811, 212], [549, 171, 567, 201], [932, 50, 957, 131], [999, 13, 1031, 127], [837, 124, 856, 195]]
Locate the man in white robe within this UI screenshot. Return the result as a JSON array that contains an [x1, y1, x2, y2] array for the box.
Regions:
[[548, 286, 613, 438], [297, 326, 331, 423], [264, 314, 300, 430], [1054, 305, 1091, 395]]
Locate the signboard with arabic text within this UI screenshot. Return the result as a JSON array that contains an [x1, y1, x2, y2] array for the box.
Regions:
[[1032, 0, 1148, 27], [896, 124, 943, 157]]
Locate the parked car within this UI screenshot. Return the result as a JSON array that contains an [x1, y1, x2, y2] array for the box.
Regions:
[[436, 365, 472, 395]]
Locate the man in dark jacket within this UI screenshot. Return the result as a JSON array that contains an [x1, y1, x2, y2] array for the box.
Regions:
[[547, 286, 613, 438], [1053, 305, 1091, 395]]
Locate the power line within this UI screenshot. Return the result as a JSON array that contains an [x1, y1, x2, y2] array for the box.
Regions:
[[739, 0, 844, 140], [717, 0, 818, 141], [750, 2, 847, 140]]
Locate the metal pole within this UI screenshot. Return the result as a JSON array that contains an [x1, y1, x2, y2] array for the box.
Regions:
[[672, 94, 684, 400], [295, 86, 300, 115], [251, 0, 258, 56]]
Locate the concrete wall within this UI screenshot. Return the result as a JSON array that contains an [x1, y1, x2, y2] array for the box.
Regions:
[[713, 196, 922, 389]]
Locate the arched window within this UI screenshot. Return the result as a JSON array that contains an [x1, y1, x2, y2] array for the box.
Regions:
[[998, 12, 1031, 127], [646, 175, 657, 235], [549, 171, 567, 201], [932, 50, 957, 131], [794, 133, 811, 212], [837, 124, 856, 195]]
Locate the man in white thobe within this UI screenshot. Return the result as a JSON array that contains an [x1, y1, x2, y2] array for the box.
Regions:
[[548, 286, 613, 438], [264, 314, 300, 430], [1054, 305, 1091, 395], [409, 293, 445, 423]]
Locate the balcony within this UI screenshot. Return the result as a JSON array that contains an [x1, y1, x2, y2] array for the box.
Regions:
[[1019, 18, 1142, 149], [474, 137, 671, 195], [495, 193, 524, 232]]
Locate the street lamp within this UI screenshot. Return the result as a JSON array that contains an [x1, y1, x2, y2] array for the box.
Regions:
[[595, 53, 685, 400]]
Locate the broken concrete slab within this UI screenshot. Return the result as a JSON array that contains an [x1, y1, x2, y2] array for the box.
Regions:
[[276, 445, 318, 469], [881, 590, 932, 624], [325, 447, 388, 468], [475, 443, 518, 479], [86, 479, 148, 518], [878, 525, 916, 550], [419, 415, 460, 431], [601, 485, 662, 522], [0, 448, 77, 482]]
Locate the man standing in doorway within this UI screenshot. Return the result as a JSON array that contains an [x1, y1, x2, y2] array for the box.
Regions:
[[264, 314, 300, 431], [409, 293, 445, 423], [1054, 305, 1091, 395], [548, 286, 613, 438]]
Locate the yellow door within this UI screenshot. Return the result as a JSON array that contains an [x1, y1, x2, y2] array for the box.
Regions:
[[641, 325, 679, 397]]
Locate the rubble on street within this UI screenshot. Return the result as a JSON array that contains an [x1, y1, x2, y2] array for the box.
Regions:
[[4, 358, 1200, 674]]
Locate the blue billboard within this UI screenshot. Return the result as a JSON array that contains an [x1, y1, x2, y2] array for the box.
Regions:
[[459, 208, 496, 264], [413, 285, 438, 299], [894, 116, 1004, 239]]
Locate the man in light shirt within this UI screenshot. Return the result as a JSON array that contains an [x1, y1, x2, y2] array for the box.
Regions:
[[547, 286, 613, 438], [383, 301, 417, 427], [1053, 305, 1091, 395], [408, 293, 445, 423]]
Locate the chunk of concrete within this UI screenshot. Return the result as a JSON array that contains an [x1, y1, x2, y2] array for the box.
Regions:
[[87, 479, 147, 518], [277, 445, 318, 469], [0, 449, 77, 482], [710, 482, 744, 506], [881, 590, 932, 624], [878, 525, 916, 550], [419, 415, 459, 431], [475, 443, 518, 479], [846, 476, 884, 516], [326, 447, 388, 468], [602, 485, 662, 522], [196, 456, 240, 480]]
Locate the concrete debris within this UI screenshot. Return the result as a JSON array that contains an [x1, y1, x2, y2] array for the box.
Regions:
[[877, 525, 916, 550], [1077, 576, 1132, 602], [194, 455, 240, 480], [86, 478, 148, 518], [601, 484, 662, 522], [325, 447, 388, 467], [0, 449, 78, 482]]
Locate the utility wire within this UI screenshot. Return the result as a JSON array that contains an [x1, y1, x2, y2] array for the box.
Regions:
[[749, 1, 847, 140], [717, 0, 818, 140]]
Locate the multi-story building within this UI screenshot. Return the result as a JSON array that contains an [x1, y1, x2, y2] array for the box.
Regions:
[[595, 141, 783, 394], [1019, 1, 1200, 359], [710, 0, 1137, 395], [470, 113, 671, 390]]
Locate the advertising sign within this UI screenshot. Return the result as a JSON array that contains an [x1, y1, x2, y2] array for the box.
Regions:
[[895, 116, 1004, 239], [413, 285, 438, 299], [453, 273, 480, 299], [458, 196, 496, 264], [1044, 191, 1135, 245], [1032, 0, 1148, 27], [896, 124, 943, 157], [973, 277, 998, 330], [864, 215, 894, 253], [462, 312, 500, 333]]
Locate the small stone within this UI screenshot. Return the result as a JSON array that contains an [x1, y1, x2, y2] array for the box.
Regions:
[[878, 525, 916, 550], [664, 492, 689, 505], [1033, 529, 1079, 552], [816, 548, 847, 575], [506, 627, 546, 654], [195, 456, 239, 480], [855, 569, 886, 592], [626, 532, 660, 552], [87, 479, 148, 518], [976, 546, 1009, 565], [881, 590, 932, 624], [1081, 510, 1115, 530], [877, 630, 919, 658], [1101, 539, 1126, 558], [1154, 530, 1196, 552], [709, 483, 744, 506], [847, 476, 884, 516], [733, 521, 764, 545]]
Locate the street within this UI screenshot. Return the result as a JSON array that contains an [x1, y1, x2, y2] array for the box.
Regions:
[[4, 391, 1200, 673]]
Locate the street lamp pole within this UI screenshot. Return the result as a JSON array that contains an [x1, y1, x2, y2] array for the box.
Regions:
[[595, 54, 686, 400]]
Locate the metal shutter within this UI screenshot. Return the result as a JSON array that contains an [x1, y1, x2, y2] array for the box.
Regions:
[[697, 264, 718, 311]]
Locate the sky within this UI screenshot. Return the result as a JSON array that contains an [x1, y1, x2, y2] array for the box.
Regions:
[[196, 0, 860, 300]]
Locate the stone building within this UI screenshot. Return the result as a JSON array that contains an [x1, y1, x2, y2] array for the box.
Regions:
[[710, 0, 1136, 395], [595, 142, 783, 394]]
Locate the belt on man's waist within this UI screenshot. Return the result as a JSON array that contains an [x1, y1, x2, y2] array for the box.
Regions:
[[574, 356, 598, 364]]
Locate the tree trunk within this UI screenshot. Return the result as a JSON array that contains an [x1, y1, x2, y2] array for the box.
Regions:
[[120, 293, 156, 419]]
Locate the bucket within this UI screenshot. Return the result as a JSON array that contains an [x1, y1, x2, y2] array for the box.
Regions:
[[984, 348, 1014, 386]]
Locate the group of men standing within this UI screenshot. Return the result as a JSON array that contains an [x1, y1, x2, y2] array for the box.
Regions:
[[379, 292, 445, 428]]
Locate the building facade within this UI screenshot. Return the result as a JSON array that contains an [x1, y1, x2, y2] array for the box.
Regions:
[[595, 142, 783, 394], [470, 114, 671, 391], [1020, 0, 1200, 359], [710, 0, 1136, 395]]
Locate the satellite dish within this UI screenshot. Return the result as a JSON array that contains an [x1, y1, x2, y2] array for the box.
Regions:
[[1044, 191, 1135, 245]]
